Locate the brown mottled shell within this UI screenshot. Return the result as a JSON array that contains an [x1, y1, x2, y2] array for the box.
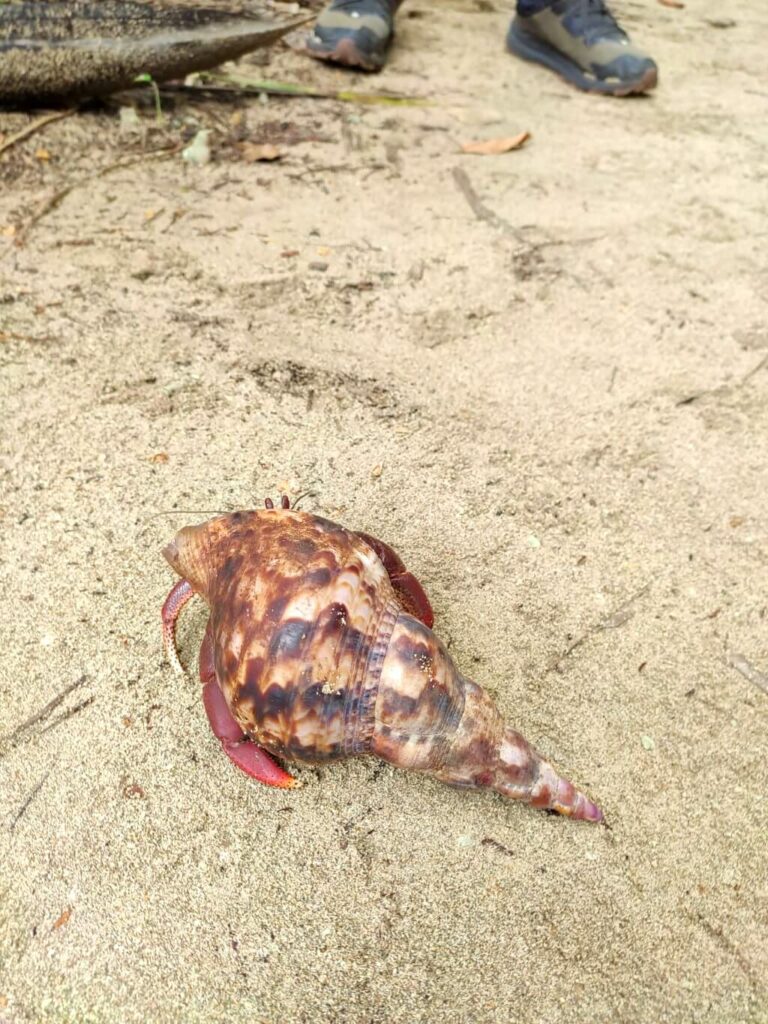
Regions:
[[163, 508, 605, 822], [174, 510, 402, 763]]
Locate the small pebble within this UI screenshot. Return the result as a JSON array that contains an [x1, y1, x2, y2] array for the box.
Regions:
[[309, 261, 329, 272], [118, 106, 141, 130], [182, 130, 211, 166], [641, 734, 655, 751]]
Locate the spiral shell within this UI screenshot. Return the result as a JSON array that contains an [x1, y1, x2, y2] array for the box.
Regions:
[[165, 509, 401, 762], [162, 506, 604, 822]]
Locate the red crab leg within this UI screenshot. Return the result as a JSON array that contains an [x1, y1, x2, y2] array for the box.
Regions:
[[199, 620, 298, 789], [356, 531, 434, 629], [161, 578, 195, 675]]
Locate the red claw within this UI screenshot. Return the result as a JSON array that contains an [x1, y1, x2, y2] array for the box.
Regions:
[[355, 531, 434, 629]]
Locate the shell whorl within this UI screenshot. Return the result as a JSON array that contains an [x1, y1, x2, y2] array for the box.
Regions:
[[168, 509, 401, 763]]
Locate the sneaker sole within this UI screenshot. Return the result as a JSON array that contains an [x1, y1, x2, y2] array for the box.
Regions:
[[303, 34, 387, 71], [506, 22, 657, 96]]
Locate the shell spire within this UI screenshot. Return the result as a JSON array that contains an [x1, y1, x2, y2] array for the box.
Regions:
[[371, 614, 604, 822]]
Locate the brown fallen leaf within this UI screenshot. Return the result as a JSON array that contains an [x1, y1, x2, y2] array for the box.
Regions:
[[149, 452, 169, 464], [460, 132, 530, 156], [239, 142, 282, 163], [658, 0, 684, 7], [52, 908, 71, 931]]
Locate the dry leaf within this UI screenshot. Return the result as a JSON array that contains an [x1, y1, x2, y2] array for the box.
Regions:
[[35, 148, 51, 161], [1, 224, 16, 237], [52, 908, 71, 931], [371, 464, 383, 479], [658, 0, 684, 6], [460, 132, 530, 155], [149, 452, 169, 464], [239, 143, 282, 163]]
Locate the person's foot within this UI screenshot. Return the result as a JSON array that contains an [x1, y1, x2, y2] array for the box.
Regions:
[[303, 0, 397, 71], [507, 0, 657, 96]]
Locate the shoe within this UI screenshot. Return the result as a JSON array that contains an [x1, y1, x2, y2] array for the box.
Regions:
[[304, 0, 397, 71], [507, 0, 658, 96]]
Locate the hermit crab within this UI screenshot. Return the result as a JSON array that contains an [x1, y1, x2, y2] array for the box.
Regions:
[[161, 499, 603, 822]]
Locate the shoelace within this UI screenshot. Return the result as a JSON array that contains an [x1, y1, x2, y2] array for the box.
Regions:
[[568, 0, 625, 45]]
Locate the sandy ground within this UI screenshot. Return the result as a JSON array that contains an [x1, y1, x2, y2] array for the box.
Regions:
[[1, 1, 767, 1021]]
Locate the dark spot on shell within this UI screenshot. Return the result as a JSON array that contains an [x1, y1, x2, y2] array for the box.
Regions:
[[219, 552, 245, 583], [393, 635, 433, 670], [257, 683, 298, 718], [244, 656, 266, 693], [217, 644, 241, 684], [268, 619, 313, 660], [303, 566, 333, 589], [423, 679, 454, 719], [341, 625, 370, 660], [312, 516, 346, 535], [382, 690, 420, 720], [326, 602, 349, 623], [400, 615, 434, 646], [267, 593, 290, 623], [284, 536, 316, 558], [464, 736, 497, 771], [302, 682, 345, 709]]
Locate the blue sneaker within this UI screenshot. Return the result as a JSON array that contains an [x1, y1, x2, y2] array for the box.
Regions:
[[507, 0, 658, 96], [304, 0, 398, 71]]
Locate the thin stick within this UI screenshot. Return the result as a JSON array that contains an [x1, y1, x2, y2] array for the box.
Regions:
[[741, 352, 768, 385], [9, 772, 50, 832], [452, 166, 520, 238], [2, 675, 87, 747], [728, 653, 768, 695], [9, 144, 182, 250], [0, 108, 77, 159]]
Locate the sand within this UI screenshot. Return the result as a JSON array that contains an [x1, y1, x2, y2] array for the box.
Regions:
[[1, 1, 767, 1021]]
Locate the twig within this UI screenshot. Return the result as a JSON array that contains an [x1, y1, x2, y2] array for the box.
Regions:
[[728, 653, 768, 695], [0, 108, 77, 160], [548, 582, 652, 673], [677, 352, 768, 406], [39, 696, 96, 735], [685, 910, 760, 990], [741, 352, 768, 385], [451, 166, 527, 243], [7, 144, 182, 251], [9, 771, 50, 832], [1, 675, 87, 755]]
